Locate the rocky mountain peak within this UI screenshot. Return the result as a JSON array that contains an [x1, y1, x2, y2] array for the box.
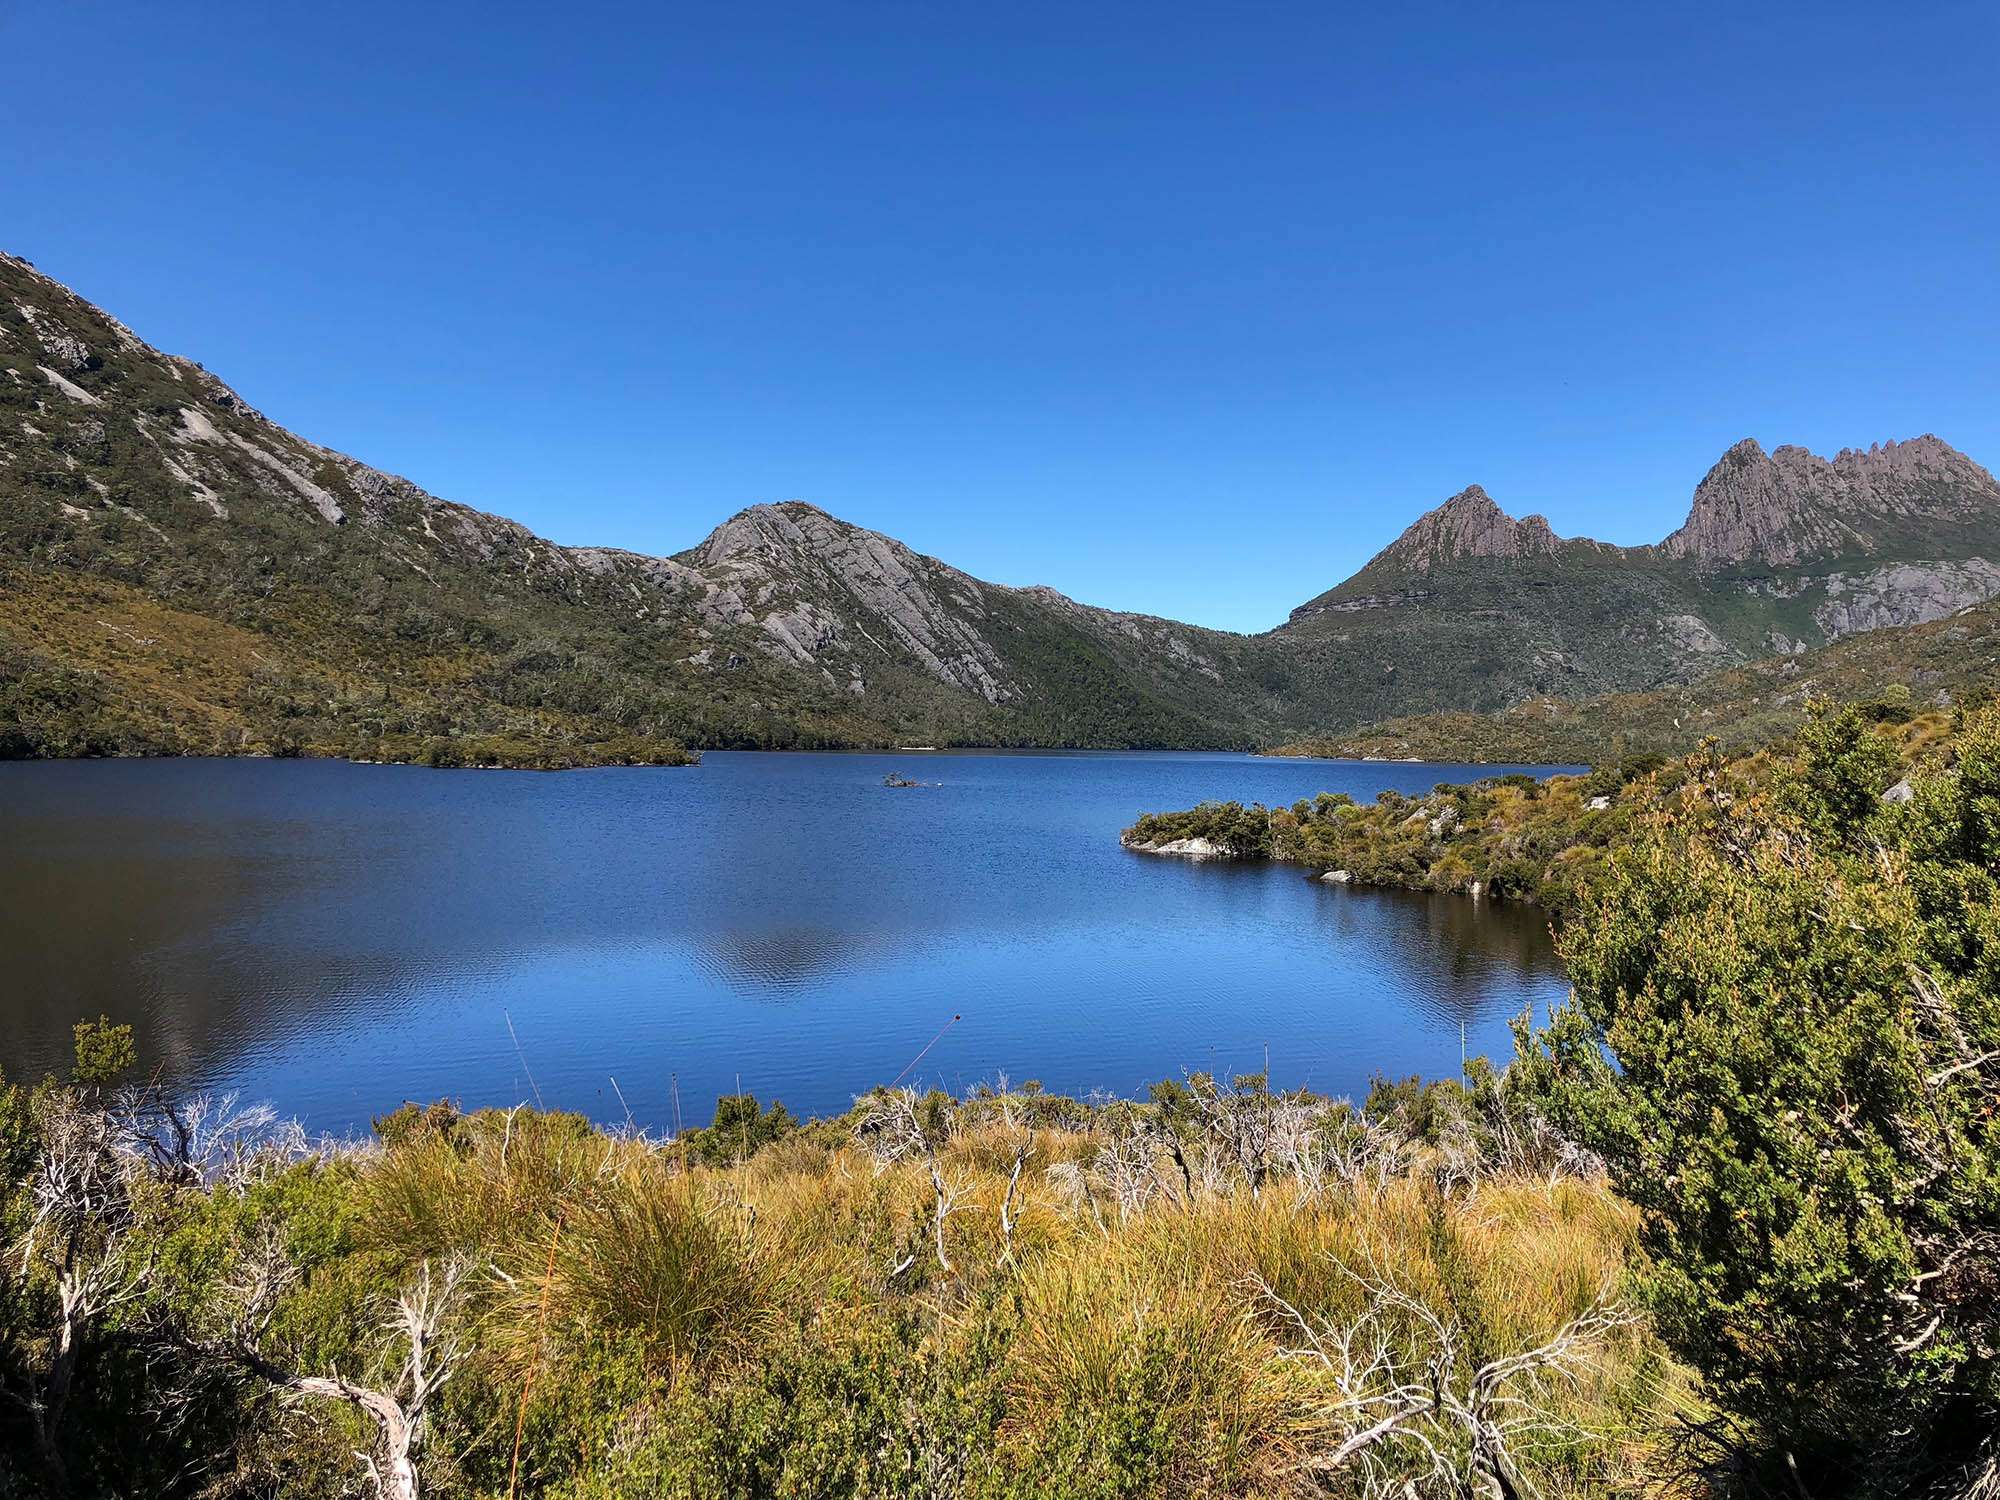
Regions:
[[680, 501, 1020, 704], [1659, 435, 1999, 567], [690, 501, 845, 569], [1369, 484, 1563, 573]]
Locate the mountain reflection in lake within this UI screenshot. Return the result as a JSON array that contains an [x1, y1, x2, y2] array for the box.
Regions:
[[0, 752, 1575, 1133]]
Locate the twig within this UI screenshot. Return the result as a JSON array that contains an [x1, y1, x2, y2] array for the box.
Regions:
[[891, 1014, 962, 1089], [504, 1011, 544, 1111]]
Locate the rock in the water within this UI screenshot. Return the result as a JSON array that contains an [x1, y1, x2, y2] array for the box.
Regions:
[[1122, 835, 1227, 859], [1319, 869, 1352, 883]]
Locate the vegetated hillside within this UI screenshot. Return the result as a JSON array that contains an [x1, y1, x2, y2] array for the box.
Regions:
[[7, 247, 2000, 761], [1275, 595, 2000, 765], [1268, 438, 2000, 735], [0, 251, 1291, 761], [1131, 696, 1968, 911]]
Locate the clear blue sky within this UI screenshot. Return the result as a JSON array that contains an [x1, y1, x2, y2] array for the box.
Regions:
[[5, 1, 1995, 632]]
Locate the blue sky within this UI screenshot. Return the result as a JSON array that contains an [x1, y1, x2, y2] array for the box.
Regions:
[[4, 1, 1995, 632]]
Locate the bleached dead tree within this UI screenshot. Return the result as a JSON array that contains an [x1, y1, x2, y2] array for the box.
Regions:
[[1261, 1259, 1635, 1500], [855, 1088, 976, 1276], [1092, 1121, 1167, 1221], [115, 1088, 304, 1188], [992, 1080, 1036, 1267], [1, 1087, 156, 1494], [207, 1234, 475, 1500]]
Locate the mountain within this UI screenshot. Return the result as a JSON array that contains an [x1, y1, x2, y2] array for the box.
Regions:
[[1273, 595, 2000, 766], [4, 248, 1999, 762], [1271, 439, 2000, 732], [0, 251, 1285, 760]]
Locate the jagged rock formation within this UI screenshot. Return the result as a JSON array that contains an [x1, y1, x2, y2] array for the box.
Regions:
[[1272, 431, 2000, 733], [1662, 437, 2000, 566], [1368, 485, 1564, 572], [4, 247, 1999, 758]]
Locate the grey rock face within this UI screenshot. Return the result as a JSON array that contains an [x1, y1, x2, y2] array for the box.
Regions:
[[1659, 615, 1729, 654], [1813, 561, 2000, 637], [691, 502, 1017, 702], [34, 323, 92, 372]]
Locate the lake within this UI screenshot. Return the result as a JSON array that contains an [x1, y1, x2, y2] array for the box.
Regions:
[[0, 752, 1573, 1134]]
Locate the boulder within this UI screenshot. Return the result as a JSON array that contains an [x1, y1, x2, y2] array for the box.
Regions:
[[1123, 836, 1227, 859], [1883, 778, 1915, 804], [1319, 869, 1352, 884]]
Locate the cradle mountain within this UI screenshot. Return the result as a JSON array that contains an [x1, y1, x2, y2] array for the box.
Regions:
[[4, 248, 1998, 765]]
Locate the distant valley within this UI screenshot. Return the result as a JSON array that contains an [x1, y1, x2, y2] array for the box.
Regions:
[[5, 248, 1999, 765]]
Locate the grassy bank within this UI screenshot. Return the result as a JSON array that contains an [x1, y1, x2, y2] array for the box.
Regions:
[[0, 1060, 1682, 1499]]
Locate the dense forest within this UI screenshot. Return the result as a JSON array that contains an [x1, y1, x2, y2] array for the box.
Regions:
[[3, 699, 1996, 1497]]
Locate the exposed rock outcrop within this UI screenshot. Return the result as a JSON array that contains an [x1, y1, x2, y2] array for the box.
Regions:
[[1121, 834, 1230, 858], [1661, 436, 2000, 567], [1369, 485, 1564, 573], [685, 501, 1017, 701], [1814, 561, 2000, 637]]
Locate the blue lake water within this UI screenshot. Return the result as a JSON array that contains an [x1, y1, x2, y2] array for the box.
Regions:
[[0, 752, 1574, 1134]]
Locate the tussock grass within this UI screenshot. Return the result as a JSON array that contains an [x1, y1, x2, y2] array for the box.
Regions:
[[171, 1087, 1686, 1497], [540, 1166, 776, 1377], [1005, 1212, 1307, 1495]]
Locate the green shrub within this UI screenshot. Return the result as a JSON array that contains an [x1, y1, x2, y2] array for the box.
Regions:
[[1521, 703, 2000, 1493]]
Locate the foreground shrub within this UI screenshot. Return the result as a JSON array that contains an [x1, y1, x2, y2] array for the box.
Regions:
[[1524, 703, 2000, 1494]]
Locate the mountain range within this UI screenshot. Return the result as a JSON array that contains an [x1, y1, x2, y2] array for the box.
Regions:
[[5, 248, 1999, 763]]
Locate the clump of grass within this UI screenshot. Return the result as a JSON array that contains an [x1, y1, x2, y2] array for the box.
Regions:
[[540, 1165, 777, 1379], [1006, 1212, 1306, 1496], [358, 1105, 605, 1263]]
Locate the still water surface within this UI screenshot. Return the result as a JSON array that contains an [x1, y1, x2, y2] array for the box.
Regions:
[[0, 752, 1572, 1133]]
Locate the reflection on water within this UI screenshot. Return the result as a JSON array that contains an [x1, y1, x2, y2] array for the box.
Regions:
[[0, 752, 1573, 1131]]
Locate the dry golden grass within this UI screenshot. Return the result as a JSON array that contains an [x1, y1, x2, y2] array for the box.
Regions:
[[330, 1102, 1682, 1496]]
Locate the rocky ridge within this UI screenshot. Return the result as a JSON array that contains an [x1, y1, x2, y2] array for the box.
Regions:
[[1661, 436, 2000, 566], [0, 250, 1278, 752], [6, 247, 2000, 758]]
